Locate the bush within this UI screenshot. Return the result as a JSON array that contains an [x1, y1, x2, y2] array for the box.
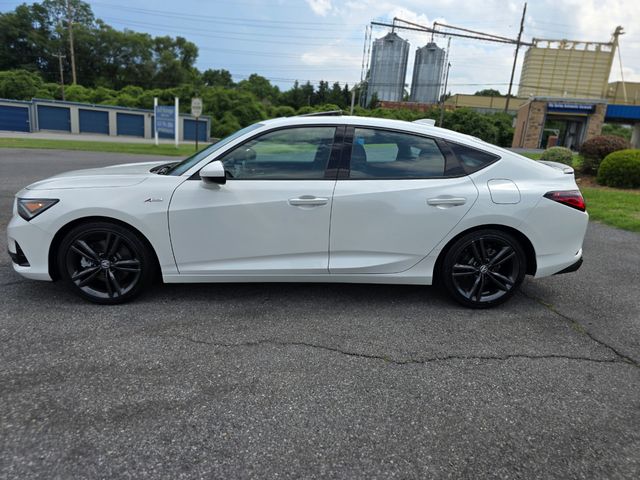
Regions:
[[0, 69, 42, 100], [540, 146, 574, 165], [597, 150, 640, 188], [579, 135, 630, 174]]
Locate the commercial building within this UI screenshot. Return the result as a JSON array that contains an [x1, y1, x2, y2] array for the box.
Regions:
[[512, 97, 640, 149], [444, 94, 528, 114]]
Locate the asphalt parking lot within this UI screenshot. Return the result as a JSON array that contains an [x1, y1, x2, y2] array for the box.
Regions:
[[1, 148, 639, 479]]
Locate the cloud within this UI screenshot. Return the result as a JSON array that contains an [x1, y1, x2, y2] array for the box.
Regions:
[[306, 0, 333, 16]]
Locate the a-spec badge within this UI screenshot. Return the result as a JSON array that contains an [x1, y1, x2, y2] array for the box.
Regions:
[[144, 197, 164, 203]]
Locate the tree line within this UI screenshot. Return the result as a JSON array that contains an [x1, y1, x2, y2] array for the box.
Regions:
[[0, 0, 514, 145]]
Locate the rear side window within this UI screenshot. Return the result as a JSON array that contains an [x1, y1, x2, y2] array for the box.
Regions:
[[446, 141, 499, 173], [349, 128, 447, 179]]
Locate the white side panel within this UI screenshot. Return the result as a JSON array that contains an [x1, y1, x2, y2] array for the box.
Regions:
[[169, 180, 335, 274], [329, 177, 478, 273]]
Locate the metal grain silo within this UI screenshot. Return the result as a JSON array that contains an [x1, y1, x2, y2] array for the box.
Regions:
[[366, 32, 410, 105], [410, 42, 446, 104]]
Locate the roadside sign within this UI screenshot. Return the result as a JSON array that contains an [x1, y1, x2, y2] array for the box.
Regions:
[[155, 105, 175, 135], [191, 98, 203, 118]]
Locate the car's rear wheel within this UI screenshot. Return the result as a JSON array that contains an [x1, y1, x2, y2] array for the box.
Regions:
[[57, 221, 154, 304], [441, 229, 526, 308]]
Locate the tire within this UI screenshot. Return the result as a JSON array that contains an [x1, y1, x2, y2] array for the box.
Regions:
[[57, 221, 155, 304], [441, 229, 526, 308]]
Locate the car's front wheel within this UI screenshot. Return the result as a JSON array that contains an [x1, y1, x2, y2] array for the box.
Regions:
[[441, 229, 526, 308], [57, 221, 154, 304]]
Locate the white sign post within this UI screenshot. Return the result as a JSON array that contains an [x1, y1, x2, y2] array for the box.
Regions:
[[174, 97, 179, 148], [153, 97, 159, 146], [191, 97, 203, 150]]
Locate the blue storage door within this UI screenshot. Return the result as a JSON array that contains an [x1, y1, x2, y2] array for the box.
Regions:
[[0, 105, 30, 132], [37, 105, 71, 131], [116, 113, 144, 137], [79, 109, 109, 134], [184, 119, 207, 141]]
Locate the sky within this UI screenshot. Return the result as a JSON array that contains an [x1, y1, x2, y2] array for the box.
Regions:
[[1, 0, 639, 94]]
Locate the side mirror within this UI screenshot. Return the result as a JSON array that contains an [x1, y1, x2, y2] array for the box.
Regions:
[[200, 160, 226, 185]]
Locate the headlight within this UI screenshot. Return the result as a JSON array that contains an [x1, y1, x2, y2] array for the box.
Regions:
[[17, 198, 59, 221]]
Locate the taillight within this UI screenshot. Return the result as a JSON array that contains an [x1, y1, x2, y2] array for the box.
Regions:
[[544, 190, 586, 212]]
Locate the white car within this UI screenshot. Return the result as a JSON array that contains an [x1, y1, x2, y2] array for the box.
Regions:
[[7, 114, 588, 307]]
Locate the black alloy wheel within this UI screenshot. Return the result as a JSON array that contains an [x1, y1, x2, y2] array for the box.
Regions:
[[58, 222, 154, 304], [442, 229, 526, 308]]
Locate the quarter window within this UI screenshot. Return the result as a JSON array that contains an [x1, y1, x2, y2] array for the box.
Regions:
[[349, 128, 447, 179], [219, 127, 336, 180], [446, 141, 499, 173]]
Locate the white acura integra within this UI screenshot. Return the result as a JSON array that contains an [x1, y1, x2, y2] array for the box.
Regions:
[[7, 114, 588, 307]]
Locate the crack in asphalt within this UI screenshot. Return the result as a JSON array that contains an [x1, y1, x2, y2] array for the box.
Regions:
[[519, 291, 639, 368], [165, 334, 626, 366]]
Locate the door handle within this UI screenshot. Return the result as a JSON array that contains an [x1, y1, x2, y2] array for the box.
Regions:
[[288, 196, 329, 207], [427, 197, 467, 207]]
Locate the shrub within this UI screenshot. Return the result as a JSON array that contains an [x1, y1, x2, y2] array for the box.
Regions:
[[0, 69, 43, 100], [579, 135, 630, 174], [540, 146, 574, 166], [597, 150, 640, 189]]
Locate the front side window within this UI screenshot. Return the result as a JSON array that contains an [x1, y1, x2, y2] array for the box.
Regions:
[[168, 123, 263, 176], [219, 126, 336, 180], [349, 128, 447, 179]]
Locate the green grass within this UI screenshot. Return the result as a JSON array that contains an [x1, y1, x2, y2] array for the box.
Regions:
[[582, 187, 640, 232], [0, 137, 209, 156]]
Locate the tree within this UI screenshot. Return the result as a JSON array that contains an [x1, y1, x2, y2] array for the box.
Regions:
[[443, 108, 500, 144], [202, 69, 234, 88], [238, 74, 279, 103], [300, 81, 314, 107], [313, 80, 329, 105], [0, 70, 43, 100], [328, 82, 344, 108], [474, 89, 502, 97]]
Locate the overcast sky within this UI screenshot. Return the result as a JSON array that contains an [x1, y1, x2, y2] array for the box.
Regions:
[[2, 0, 639, 93]]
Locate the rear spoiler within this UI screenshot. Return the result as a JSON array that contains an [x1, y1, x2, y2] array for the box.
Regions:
[[538, 160, 574, 174]]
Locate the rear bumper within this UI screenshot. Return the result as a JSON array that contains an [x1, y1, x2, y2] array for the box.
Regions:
[[553, 256, 583, 275]]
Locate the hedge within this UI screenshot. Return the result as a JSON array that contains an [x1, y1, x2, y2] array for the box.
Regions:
[[597, 149, 640, 189]]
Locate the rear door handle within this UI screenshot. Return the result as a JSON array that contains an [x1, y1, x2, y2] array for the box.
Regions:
[[427, 197, 467, 208], [288, 195, 329, 207]]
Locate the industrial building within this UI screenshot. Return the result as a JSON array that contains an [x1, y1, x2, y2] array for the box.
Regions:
[[409, 42, 446, 104], [0, 98, 210, 141], [366, 32, 410, 105]]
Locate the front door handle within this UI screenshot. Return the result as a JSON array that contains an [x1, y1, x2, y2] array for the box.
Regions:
[[288, 195, 329, 207], [427, 197, 467, 208]]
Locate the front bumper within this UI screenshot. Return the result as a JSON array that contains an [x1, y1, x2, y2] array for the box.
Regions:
[[7, 214, 54, 281]]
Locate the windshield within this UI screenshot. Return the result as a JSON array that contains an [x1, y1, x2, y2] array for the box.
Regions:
[[167, 123, 264, 176]]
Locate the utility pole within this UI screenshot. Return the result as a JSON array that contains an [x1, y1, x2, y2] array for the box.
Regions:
[[66, 0, 77, 84], [504, 2, 527, 113], [439, 62, 451, 127], [53, 52, 66, 100]]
